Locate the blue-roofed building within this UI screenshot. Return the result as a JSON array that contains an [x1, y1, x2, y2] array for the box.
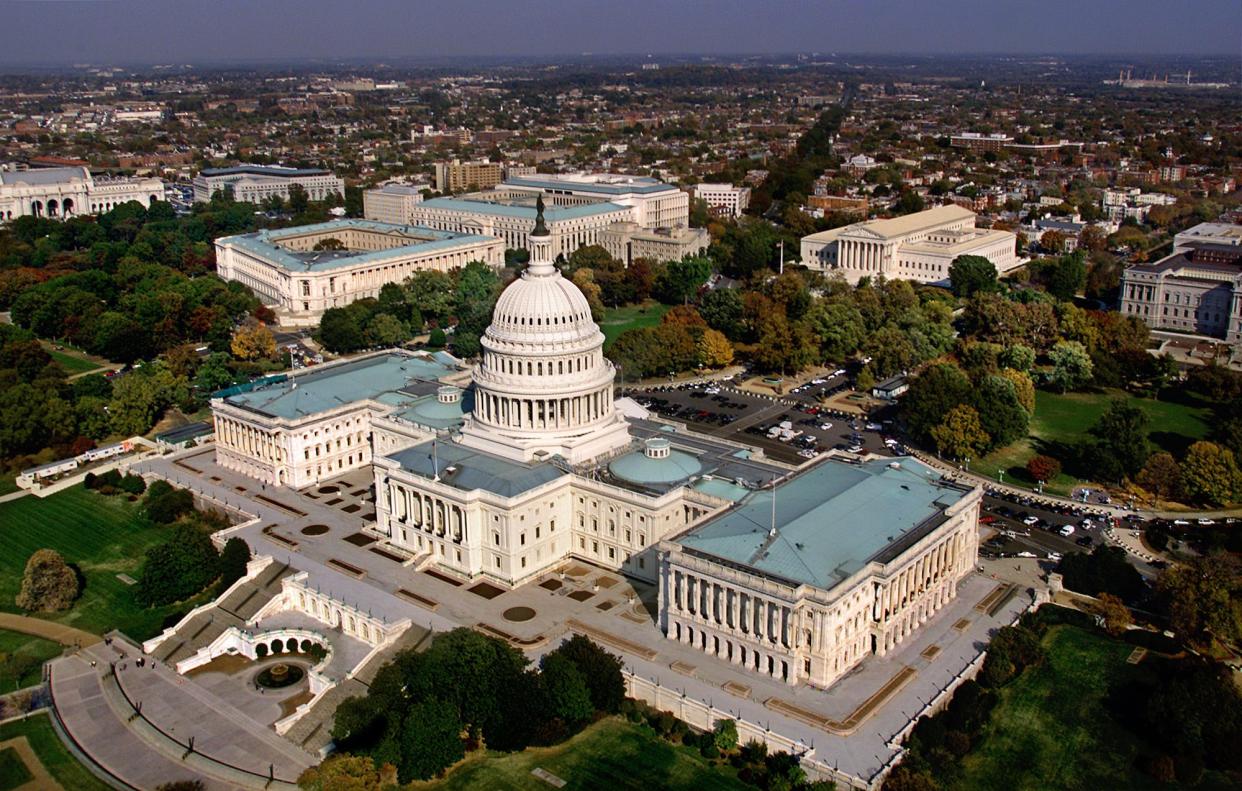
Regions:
[[660, 456, 981, 687], [499, 172, 690, 230], [214, 218, 502, 324], [212, 350, 470, 489]]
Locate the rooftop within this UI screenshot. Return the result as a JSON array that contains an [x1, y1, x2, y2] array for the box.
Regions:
[[221, 351, 459, 421], [390, 440, 567, 498], [0, 166, 90, 186], [504, 173, 676, 195], [217, 219, 497, 273], [677, 457, 968, 590], [419, 196, 630, 222], [803, 205, 977, 243], [200, 165, 333, 178]]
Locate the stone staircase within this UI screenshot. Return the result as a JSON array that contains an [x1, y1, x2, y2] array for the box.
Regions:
[[150, 561, 293, 665]]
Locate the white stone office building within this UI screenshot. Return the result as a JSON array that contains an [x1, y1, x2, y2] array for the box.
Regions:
[[362, 183, 426, 225], [407, 195, 635, 259], [694, 183, 751, 218], [0, 166, 165, 222], [659, 458, 981, 687], [502, 173, 689, 230], [1119, 222, 1242, 345], [800, 205, 1018, 285], [214, 219, 503, 323], [192, 165, 344, 204], [597, 222, 710, 266]]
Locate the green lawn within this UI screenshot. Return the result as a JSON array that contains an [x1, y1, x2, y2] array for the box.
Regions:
[[46, 349, 102, 376], [0, 486, 205, 641], [417, 717, 749, 791], [974, 387, 1213, 494], [0, 746, 33, 791], [0, 713, 112, 791], [0, 629, 62, 690], [0, 474, 16, 497], [957, 625, 1232, 791], [600, 302, 671, 347]]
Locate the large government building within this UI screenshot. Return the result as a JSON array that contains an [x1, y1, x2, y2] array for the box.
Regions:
[[1119, 221, 1242, 345], [210, 203, 980, 685], [214, 219, 503, 323], [0, 165, 165, 222], [192, 165, 345, 204], [799, 205, 1019, 285]]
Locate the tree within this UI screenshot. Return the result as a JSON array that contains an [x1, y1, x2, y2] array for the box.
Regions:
[[861, 324, 916, 378], [570, 268, 605, 320], [1046, 251, 1087, 300], [311, 237, 345, 251], [16, 549, 79, 612], [1179, 441, 1241, 507], [972, 375, 1029, 449], [1026, 455, 1061, 484], [1137, 452, 1182, 501], [230, 319, 276, 361], [856, 365, 876, 393], [317, 308, 365, 353], [998, 344, 1035, 372], [901, 363, 973, 442], [752, 312, 816, 375], [1095, 593, 1133, 636], [949, 254, 998, 298], [698, 328, 734, 368], [365, 313, 408, 347], [1048, 340, 1093, 392], [539, 653, 594, 727], [545, 635, 625, 714], [136, 524, 221, 606], [1157, 552, 1242, 645], [931, 405, 991, 461], [1089, 399, 1152, 479], [806, 299, 865, 361], [144, 483, 194, 524], [654, 255, 712, 305], [1058, 545, 1144, 603], [287, 183, 309, 213], [215, 537, 251, 595], [395, 698, 464, 782], [698, 288, 744, 340], [998, 367, 1035, 414], [1039, 229, 1067, 253], [297, 754, 396, 791], [713, 718, 739, 752]]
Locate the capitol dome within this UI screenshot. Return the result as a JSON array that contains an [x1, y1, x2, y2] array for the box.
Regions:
[[458, 195, 631, 465]]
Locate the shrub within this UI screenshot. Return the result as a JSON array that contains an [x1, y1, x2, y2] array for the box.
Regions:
[[135, 524, 220, 606], [119, 474, 147, 495], [1025, 454, 1061, 483], [701, 743, 719, 760], [144, 485, 195, 524], [16, 549, 80, 612], [214, 538, 251, 595], [428, 328, 446, 348]]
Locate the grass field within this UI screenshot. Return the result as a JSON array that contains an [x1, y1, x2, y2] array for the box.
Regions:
[[417, 717, 749, 791], [0, 486, 203, 640], [0, 629, 62, 690], [973, 387, 1213, 494], [956, 625, 1233, 791], [0, 713, 112, 791], [0, 474, 15, 497], [0, 745, 32, 790], [46, 349, 102, 376], [600, 301, 671, 347]]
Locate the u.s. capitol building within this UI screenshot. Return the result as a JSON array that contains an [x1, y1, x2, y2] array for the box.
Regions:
[[210, 202, 979, 688]]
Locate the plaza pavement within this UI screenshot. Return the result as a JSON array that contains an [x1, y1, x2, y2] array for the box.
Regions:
[[123, 445, 1032, 783]]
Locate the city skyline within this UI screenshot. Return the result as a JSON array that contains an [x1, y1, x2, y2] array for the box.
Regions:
[[0, 0, 1239, 65]]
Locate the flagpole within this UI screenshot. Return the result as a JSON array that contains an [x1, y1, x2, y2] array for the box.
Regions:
[[432, 439, 440, 482]]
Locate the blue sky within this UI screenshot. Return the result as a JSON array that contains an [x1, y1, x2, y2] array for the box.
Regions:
[[0, 0, 1238, 64]]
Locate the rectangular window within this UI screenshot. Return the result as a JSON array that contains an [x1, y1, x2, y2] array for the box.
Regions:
[[520, 533, 526, 546]]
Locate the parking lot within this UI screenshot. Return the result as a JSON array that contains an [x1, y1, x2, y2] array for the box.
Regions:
[[625, 373, 896, 465]]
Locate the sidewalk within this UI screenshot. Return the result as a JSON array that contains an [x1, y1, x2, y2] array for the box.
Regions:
[[0, 613, 101, 648]]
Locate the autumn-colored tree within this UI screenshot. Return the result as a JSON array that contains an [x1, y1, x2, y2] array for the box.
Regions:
[[297, 754, 397, 791], [1180, 441, 1242, 507], [662, 304, 707, 327], [1095, 593, 1133, 636], [1026, 454, 1061, 484], [1137, 452, 1182, 501], [570, 268, 605, 321], [230, 319, 276, 361], [1040, 229, 1067, 252], [698, 328, 734, 368], [999, 367, 1036, 414], [931, 405, 991, 461], [16, 549, 79, 612]]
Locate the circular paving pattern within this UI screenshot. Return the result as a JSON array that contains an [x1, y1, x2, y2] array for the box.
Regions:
[[502, 606, 536, 622], [317, 485, 339, 494], [301, 524, 329, 536]]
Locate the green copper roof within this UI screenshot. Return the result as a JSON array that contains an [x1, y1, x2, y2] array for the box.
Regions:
[[608, 447, 702, 485], [678, 457, 967, 590]]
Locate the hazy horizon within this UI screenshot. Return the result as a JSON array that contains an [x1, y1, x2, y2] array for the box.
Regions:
[[0, 0, 1239, 67]]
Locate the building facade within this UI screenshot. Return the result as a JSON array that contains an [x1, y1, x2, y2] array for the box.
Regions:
[[407, 196, 635, 258], [659, 458, 980, 687], [362, 183, 426, 224], [215, 219, 503, 323], [693, 183, 751, 218], [800, 205, 1018, 285], [193, 165, 344, 204], [597, 222, 710, 265], [502, 173, 689, 230], [433, 160, 504, 193], [0, 166, 165, 222], [1119, 222, 1242, 345]]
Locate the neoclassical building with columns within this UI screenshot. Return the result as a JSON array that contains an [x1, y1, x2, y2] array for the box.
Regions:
[[658, 456, 980, 688], [210, 201, 981, 688], [800, 204, 1018, 285]]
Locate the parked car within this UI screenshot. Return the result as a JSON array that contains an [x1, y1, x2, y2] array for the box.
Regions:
[[1058, 525, 1076, 537]]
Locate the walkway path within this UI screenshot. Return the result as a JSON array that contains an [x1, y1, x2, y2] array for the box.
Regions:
[[0, 614, 101, 648]]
